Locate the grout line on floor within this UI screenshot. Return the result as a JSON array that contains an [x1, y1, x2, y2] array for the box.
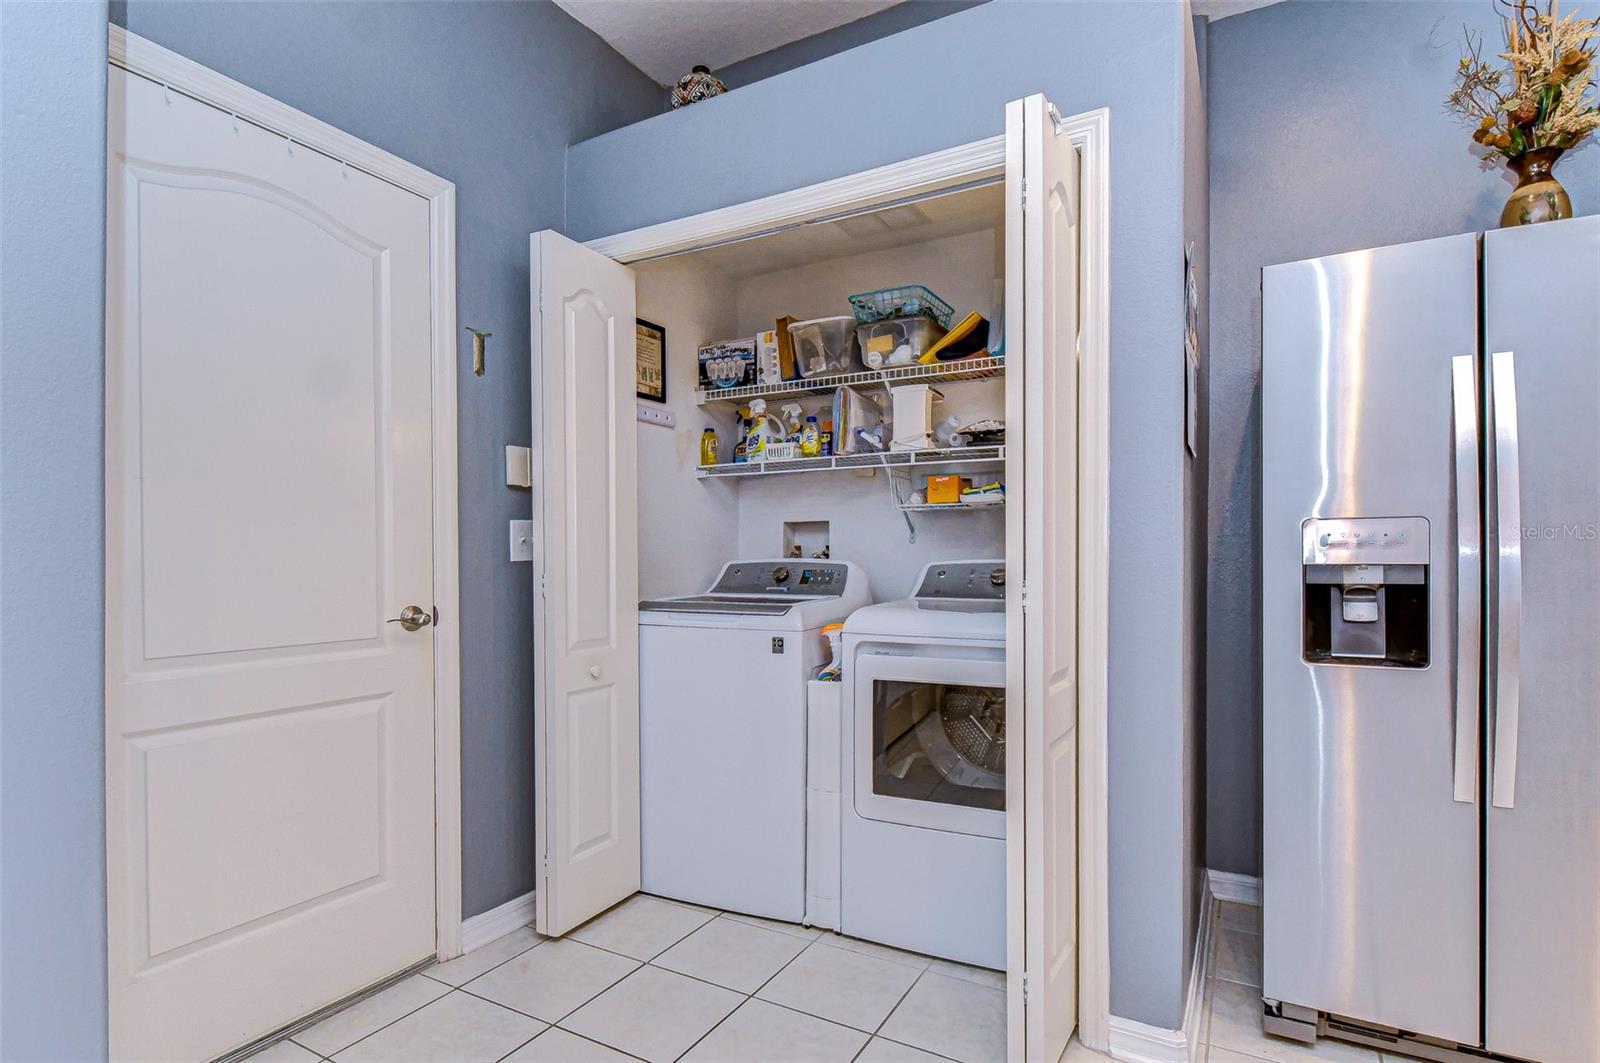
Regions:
[[873, 964, 928, 1037], [423, 930, 546, 989], [305, 984, 464, 1062], [489, 1024, 545, 1063], [436, 898, 995, 1063]]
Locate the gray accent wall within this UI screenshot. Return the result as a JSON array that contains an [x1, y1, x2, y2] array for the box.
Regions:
[[0, 3, 111, 1058], [1204, 0, 1600, 876], [109, 0, 661, 922], [567, 0, 1205, 1029]]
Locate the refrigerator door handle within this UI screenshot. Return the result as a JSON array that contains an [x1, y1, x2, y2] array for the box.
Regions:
[[1451, 354, 1481, 804], [1490, 349, 1523, 809]]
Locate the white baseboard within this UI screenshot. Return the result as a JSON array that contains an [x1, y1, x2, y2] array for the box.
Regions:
[[458, 890, 536, 955], [1207, 869, 1261, 906], [1106, 874, 1216, 1063]]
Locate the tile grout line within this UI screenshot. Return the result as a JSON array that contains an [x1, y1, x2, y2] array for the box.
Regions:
[[665, 928, 828, 1062], [348, 896, 984, 1063], [303, 985, 459, 1061], [296, 925, 547, 1058]]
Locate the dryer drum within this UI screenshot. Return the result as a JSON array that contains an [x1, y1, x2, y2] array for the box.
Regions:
[[915, 685, 1006, 790], [881, 683, 1006, 792]]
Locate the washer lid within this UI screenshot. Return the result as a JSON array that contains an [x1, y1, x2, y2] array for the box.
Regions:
[[638, 595, 804, 616]]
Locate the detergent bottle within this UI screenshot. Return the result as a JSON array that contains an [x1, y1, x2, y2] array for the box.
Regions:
[[745, 398, 782, 461], [800, 415, 822, 458]]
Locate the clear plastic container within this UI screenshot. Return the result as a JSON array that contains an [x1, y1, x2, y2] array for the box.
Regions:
[[855, 316, 948, 368], [788, 316, 862, 378]]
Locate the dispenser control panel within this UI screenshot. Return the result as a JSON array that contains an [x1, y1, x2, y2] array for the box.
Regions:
[[1302, 517, 1429, 567]]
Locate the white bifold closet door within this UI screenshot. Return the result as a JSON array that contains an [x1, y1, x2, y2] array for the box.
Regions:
[[1005, 92, 1081, 1063], [105, 66, 438, 1060], [530, 231, 641, 936]]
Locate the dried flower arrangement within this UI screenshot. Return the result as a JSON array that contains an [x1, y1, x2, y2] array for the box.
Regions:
[[1448, 0, 1600, 157]]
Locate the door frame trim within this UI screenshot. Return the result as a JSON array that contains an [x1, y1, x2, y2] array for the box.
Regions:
[[582, 111, 1113, 1056], [106, 25, 465, 967]]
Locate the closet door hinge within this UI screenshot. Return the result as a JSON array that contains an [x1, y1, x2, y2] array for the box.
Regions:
[[1020, 580, 1029, 614], [1020, 178, 1027, 213], [1022, 972, 1030, 1000]]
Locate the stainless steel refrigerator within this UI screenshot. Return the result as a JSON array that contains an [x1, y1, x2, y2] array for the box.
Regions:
[[1261, 216, 1600, 1063]]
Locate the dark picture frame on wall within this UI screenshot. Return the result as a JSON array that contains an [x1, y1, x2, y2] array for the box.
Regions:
[[636, 318, 666, 403]]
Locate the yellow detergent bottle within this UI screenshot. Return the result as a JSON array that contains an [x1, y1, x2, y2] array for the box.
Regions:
[[700, 427, 719, 466], [800, 415, 822, 457]]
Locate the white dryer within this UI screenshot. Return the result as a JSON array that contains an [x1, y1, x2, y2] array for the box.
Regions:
[[640, 559, 868, 921], [841, 559, 1006, 969]]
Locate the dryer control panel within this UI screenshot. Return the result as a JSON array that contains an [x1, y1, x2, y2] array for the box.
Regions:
[[914, 560, 1006, 602], [712, 560, 850, 595]]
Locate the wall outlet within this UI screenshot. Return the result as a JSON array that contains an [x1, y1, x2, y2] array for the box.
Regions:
[[509, 519, 533, 562], [637, 403, 675, 429]]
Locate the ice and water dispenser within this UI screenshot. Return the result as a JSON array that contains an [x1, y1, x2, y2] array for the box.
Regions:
[[1301, 517, 1430, 667]]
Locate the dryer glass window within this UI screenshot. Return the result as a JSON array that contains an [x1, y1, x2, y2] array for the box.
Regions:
[[871, 680, 1005, 811]]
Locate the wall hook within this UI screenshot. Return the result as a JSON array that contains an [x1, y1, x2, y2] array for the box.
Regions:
[[163, 82, 171, 104], [285, 134, 294, 156], [466, 327, 492, 376], [230, 112, 239, 133]]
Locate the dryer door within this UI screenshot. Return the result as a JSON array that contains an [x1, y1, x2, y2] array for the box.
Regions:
[[853, 651, 1006, 839]]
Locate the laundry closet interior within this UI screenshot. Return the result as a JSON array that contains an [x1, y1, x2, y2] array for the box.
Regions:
[[531, 94, 1087, 1061]]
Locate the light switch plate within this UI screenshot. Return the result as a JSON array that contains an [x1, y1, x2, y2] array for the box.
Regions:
[[505, 445, 532, 488], [509, 519, 533, 562], [637, 403, 675, 429]]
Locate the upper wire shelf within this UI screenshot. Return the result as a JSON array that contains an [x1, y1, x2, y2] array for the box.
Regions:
[[694, 355, 1005, 405], [697, 444, 1006, 480]]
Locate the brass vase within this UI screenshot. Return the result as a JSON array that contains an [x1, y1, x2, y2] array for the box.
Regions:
[[1501, 146, 1572, 226]]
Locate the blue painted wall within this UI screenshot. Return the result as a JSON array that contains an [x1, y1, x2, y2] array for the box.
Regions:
[[1, 6, 654, 1051], [566, 0, 1205, 1028], [717, 0, 988, 89], [1205, 0, 1600, 877], [0, 3, 111, 1058], [110, 0, 661, 922]]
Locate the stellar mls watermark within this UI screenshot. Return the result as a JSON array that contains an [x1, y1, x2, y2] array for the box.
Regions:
[[1512, 521, 1599, 541]]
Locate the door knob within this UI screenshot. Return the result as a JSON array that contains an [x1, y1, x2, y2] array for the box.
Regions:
[[589, 665, 601, 679], [387, 605, 433, 632]]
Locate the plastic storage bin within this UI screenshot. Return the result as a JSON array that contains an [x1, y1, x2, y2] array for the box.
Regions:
[[847, 285, 956, 328], [856, 316, 948, 368], [788, 316, 862, 378]]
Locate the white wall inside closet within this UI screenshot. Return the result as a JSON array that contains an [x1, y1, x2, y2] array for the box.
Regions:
[[634, 182, 1007, 603]]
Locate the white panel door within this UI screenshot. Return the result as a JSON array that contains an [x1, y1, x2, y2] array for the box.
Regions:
[[105, 67, 438, 1061], [1005, 93, 1081, 1063], [530, 231, 640, 936]]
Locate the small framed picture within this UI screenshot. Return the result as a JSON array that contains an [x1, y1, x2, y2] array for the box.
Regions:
[[636, 318, 666, 403]]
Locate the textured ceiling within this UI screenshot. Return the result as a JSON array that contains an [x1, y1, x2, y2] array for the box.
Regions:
[[555, 0, 901, 86], [1193, 0, 1283, 20]]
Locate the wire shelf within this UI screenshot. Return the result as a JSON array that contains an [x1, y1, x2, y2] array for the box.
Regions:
[[697, 444, 1006, 480], [695, 355, 1004, 405], [897, 500, 1006, 513]]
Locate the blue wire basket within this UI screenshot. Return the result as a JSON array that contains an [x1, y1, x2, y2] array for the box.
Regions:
[[847, 285, 955, 329]]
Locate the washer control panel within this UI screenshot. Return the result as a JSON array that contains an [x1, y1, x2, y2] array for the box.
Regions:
[[712, 560, 848, 595]]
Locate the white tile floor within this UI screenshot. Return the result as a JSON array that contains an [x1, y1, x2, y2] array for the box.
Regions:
[[251, 893, 1420, 1063], [1198, 900, 1409, 1063], [261, 894, 1010, 1063]]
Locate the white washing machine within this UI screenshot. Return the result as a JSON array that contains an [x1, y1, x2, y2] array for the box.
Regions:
[[640, 559, 868, 921], [841, 559, 1006, 969]]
